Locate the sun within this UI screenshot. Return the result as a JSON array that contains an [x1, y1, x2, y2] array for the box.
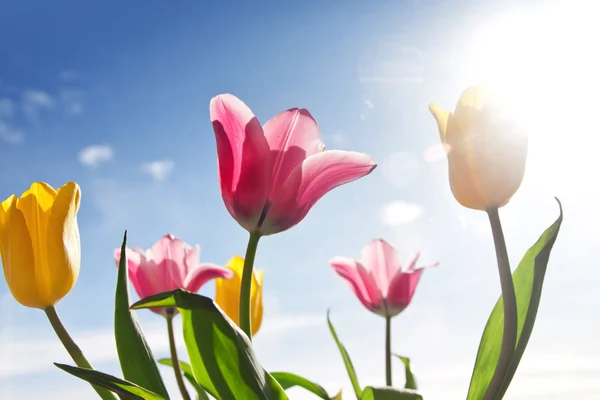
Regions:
[[460, 0, 600, 197]]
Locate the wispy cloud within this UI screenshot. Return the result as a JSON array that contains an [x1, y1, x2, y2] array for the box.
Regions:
[[0, 121, 24, 144], [58, 70, 81, 82], [142, 159, 174, 181], [380, 152, 420, 188], [78, 145, 114, 167], [0, 98, 14, 117], [380, 201, 424, 225], [22, 89, 55, 123], [59, 88, 84, 115]]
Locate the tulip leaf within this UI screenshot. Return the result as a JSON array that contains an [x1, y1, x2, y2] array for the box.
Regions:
[[114, 231, 170, 398], [131, 289, 288, 400], [327, 310, 362, 399], [158, 358, 211, 400], [467, 198, 563, 400], [55, 363, 166, 400], [270, 371, 332, 399], [393, 355, 417, 390], [360, 386, 423, 400]]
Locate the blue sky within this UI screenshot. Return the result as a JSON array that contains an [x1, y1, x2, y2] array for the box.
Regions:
[[1, 0, 599, 399]]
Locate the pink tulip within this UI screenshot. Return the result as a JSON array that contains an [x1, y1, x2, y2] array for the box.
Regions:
[[330, 239, 437, 318], [114, 234, 233, 317], [210, 94, 377, 236]]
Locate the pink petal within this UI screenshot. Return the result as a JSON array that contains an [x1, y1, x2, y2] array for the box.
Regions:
[[262, 150, 376, 235], [183, 263, 234, 293], [385, 269, 425, 317], [114, 247, 145, 292], [210, 94, 273, 232], [361, 239, 400, 298], [330, 257, 384, 314], [148, 234, 189, 288], [262, 108, 325, 197]]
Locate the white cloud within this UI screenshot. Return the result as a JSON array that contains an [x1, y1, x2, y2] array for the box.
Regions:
[[0, 121, 24, 144], [0, 98, 14, 117], [380, 201, 424, 225], [78, 145, 114, 167], [22, 89, 55, 122], [142, 159, 174, 181], [326, 132, 346, 146], [380, 152, 420, 188], [58, 70, 81, 82], [59, 89, 84, 115]]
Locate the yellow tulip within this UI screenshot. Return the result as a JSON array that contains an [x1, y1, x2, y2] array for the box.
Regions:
[[215, 256, 263, 335], [0, 182, 81, 309], [429, 85, 528, 210]]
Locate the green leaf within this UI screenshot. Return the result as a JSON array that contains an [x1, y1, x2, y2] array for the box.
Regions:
[[360, 386, 423, 400], [158, 359, 210, 400], [132, 289, 288, 400], [55, 363, 167, 400], [393, 355, 417, 390], [114, 231, 170, 398], [467, 199, 563, 400], [327, 310, 362, 399], [270, 371, 331, 399]]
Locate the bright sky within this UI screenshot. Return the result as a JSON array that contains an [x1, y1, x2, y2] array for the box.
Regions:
[[1, 0, 599, 399]]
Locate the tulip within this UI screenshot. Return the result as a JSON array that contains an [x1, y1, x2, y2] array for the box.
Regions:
[[331, 238, 437, 387], [115, 234, 232, 400], [428, 85, 528, 211], [215, 256, 263, 336], [330, 239, 436, 318], [0, 182, 116, 400], [0, 182, 81, 309], [114, 234, 233, 317], [210, 94, 377, 236]]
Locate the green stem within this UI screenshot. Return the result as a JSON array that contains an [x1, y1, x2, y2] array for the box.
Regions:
[[483, 208, 518, 400], [385, 315, 392, 386], [44, 306, 117, 400], [167, 310, 191, 400], [240, 231, 261, 340]]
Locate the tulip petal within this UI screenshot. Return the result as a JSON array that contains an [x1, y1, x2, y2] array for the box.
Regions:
[[361, 239, 400, 298], [148, 234, 189, 288], [330, 257, 383, 314], [263, 108, 324, 196], [184, 263, 233, 293], [46, 182, 81, 306], [263, 150, 376, 235], [114, 247, 144, 293], [251, 269, 263, 336], [214, 256, 244, 327], [385, 269, 425, 317], [0, 195, 17, 276], [16, 182, 57, 303], [210, 94, 272, 231], [428, 103, 450, 142], [5, 203, 40, 308]]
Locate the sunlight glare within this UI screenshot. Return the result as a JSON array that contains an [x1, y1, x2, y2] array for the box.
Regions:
[[462, 1, 600, 198]]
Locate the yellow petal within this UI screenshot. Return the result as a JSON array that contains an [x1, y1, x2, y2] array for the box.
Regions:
[[16, 182, 57, 304], [0, 195, 17, 272], [251, 269, 263, 335], [215, 256, 243, 326], [46, 182, 81, 305], [215, 256, 264, 335], [428, 102, 450, 142], [5, 201, 42, 308]]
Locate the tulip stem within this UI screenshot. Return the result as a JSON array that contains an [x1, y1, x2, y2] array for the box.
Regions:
[[385, 315, 392, 386], [166, 310, 191, 400], [484, 208, 517, 400], [44, 306, 117, 400], [240, 231, 261, 340]]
